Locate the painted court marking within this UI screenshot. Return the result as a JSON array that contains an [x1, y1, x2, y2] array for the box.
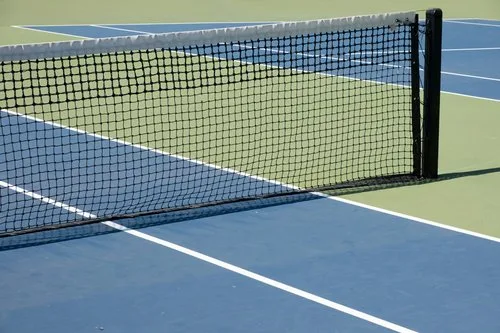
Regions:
[[440, 71, 500, 82], [440, 47, 500, 52], [0, 179, 416, 333], [232, 43, 500, 83], [13, 20, 274, 27], [348, 47, 500, 54], [446, 20, 500, 28], [89, 24, 155, 36], [11, 25, 90, 40]]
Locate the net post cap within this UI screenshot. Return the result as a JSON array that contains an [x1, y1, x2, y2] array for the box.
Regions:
[[426, 8, 443, 18]]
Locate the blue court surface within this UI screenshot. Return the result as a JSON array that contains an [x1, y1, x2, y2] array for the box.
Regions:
[[1, 19, 500, 333]]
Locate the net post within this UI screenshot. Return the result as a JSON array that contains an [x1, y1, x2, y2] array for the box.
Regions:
[[422, 8, 443, 179], [410, 14, 422, 177]]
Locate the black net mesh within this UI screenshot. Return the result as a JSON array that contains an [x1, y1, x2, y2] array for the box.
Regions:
[[0, 17, 423, 236]]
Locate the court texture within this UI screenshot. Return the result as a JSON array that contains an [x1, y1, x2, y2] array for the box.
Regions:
[[1, 1, 499, 332]]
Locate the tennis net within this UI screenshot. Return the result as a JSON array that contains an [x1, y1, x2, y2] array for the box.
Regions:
[[0, 9, 442, 236]]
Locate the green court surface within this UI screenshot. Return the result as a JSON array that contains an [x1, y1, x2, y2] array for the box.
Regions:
[[1, 0, 500, 237]]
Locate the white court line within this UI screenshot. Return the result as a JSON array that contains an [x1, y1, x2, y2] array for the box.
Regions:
[[11, 25, 91, 40], [441, 71, 500, 82], [233, 43, 500, 83], [445, 20, 500, 28], [14, 21, 273, 28], [0, 179, 417, 333], [440, 47, 500, 52], [233, 43, 405, 70], [349, 47, 500, 54], [89, 24, 155, 35], [444, 18, 481, 21], [3, 107, 500, 245], [445, 18, 500, 22]]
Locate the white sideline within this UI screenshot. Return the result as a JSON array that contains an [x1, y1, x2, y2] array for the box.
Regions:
[[0, 179, 417, 333], [14, 21, 276, 28], [2, 107, 500, 245]]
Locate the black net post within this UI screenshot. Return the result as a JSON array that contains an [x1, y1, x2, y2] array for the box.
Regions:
[[410, 14, 422, 177], [422, 8, 443, 178]]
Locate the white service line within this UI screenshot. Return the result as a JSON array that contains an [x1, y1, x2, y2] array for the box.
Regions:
[[0, 179, 417, 333], [446, 20, 500, 28], [441, 71, 500, 82], [14, 21, 273, 28], [444, 18, 496, 21], [348, 47, 500, 54], [441, 47, 500, 52], [233, 43, 500, 83], [89, 24, 155, 35], [232, 43, 407, 70]]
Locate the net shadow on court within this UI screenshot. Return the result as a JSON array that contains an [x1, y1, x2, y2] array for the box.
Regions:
[[0, 192, 321, 250], [320, 166, 500, 197], [7, 164, 495, 251]]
